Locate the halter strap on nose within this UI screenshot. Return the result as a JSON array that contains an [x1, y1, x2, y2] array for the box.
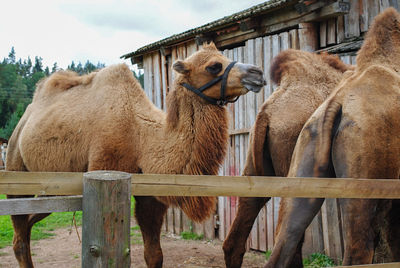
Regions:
[[182, 61, 238, 106]]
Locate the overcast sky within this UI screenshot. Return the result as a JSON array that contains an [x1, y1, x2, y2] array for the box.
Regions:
[[1, 0, 266, 70]]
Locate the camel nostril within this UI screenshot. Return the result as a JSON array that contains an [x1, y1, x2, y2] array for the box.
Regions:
[[248, 67, 263, 75]]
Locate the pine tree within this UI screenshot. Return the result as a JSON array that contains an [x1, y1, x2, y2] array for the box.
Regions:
[[68, 61, 76, 72], [51, 62, 58, 73], [8, 47, 16, 64], [32, 56, 43, 73]]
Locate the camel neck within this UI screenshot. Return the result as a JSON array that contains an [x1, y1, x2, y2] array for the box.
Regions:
[[164, 87, 229, 175]]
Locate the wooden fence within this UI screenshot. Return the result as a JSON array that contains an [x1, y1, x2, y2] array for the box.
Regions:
[[1, 170, 400, 267]]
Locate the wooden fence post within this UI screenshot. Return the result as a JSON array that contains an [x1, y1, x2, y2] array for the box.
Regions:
[[82, 171, 131, 268]]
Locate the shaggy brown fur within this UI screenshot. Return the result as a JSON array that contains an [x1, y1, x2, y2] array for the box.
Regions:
[[266, 8, 400, 267], [222, 49, 353, 268], [6, 42, 265, 268]]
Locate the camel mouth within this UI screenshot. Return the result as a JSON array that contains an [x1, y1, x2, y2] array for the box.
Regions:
[[237, 63, 266, 93], [241, 78, 266, 93]]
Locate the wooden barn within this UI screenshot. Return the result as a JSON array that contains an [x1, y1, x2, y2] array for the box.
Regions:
[[121, 0, 400, 262]]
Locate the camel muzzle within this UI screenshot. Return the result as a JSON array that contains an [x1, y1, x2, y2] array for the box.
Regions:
[[182, 61, 240, 106], [238, 63, 266, 93]]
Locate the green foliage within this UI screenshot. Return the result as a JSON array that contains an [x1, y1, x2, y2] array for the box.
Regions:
[[180, 231, 204, 240], [0, 102, 27, 138], [130, 225, 143, 245], [133, 70, 144, 88], [265, 250, 272, 260], [265, 250, 335, 267], [67, 60, 105, 75], [303, 253, 335, 268]]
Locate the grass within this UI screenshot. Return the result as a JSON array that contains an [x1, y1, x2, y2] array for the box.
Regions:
[[130, 225, 143, 245], [0, 195, 135, 249], [0, 194, 83, 249], [180, 231, 204, 240], [265, 250, 335, 268], [303, 253, 335, 267]]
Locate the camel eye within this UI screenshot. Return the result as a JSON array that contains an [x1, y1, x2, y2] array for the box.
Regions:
[[206, 62, 222, 75]]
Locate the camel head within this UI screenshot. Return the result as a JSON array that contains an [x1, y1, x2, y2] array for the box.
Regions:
[[173, 42, 266, 106]]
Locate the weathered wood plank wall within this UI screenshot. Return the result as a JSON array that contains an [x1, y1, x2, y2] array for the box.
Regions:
[[140, 1, 400, 262]]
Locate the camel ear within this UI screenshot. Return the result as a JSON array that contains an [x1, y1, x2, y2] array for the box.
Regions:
[[173, 60, 190, 74], [203, 42, 217, 50], [166, 90, 179, 129]]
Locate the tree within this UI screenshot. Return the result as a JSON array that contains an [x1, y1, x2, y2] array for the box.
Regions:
[[51, 62, 58, 73], [32, 56, 43, 73], [68, 61, 76, 72], [133, 70, 144, 88], [84, 60, 97, 73], [0, 50, 107, 139], [0, 102, 27, 139], [8, 47, 16, 64]]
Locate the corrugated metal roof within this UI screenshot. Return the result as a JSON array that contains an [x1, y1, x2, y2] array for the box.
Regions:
[[121, 0, 296, 59]]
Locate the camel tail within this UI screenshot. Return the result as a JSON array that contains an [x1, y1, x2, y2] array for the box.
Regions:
[[251, 111, 270, 175], [156, 196, 217, 222], [313, 100, 342, 176]]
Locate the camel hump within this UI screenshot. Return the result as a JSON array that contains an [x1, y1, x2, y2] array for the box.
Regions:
[[33, 70, 97, 101], [313, 99, 342, 175], [320, 52, 354, 73], [270, 49, 351, 86], [269, 49, 298, 86], [356, 7, 400, 69]]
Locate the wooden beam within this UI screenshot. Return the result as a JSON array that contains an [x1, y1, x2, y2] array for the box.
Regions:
[[217, 1, 349, 49], [229, 128, 250, 136], [0, 171, 83, 195], [0, 195, 82, 215], [130, 174, 400, 199], [131, 56, 143, 69], [160, 47, 171, 57], [302, 1, 350, 22], [1, 171, 400, 199]]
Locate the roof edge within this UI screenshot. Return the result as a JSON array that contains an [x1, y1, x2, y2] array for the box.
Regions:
[[121, 0, 296, 59]]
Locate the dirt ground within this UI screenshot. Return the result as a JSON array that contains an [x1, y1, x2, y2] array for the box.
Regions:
[[0, 225, 266, 268]]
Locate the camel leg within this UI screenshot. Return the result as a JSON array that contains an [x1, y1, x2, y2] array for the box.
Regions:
[[265, 197, 324, 268], [135, 196, 168, 268], [339, 198, 378, 264], [8, 195, 51, 268], [223, 197, 270, 268], [388, 199, 400, 261]]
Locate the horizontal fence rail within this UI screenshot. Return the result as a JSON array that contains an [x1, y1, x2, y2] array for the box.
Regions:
[[1, 170, 400, 268], [0, 195, 82, 215], [1, 171, 400, 198]]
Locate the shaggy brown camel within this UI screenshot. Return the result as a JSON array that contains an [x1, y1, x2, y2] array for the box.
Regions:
[[222, 49, 353, 268], [265, 8, 400, 267], [5, 43, 266, 268]]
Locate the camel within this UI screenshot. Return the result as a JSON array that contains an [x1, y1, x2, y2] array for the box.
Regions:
[[5, 42, 266, 268], [222, 49, 353, 268], [265, 8, 400, 267]]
